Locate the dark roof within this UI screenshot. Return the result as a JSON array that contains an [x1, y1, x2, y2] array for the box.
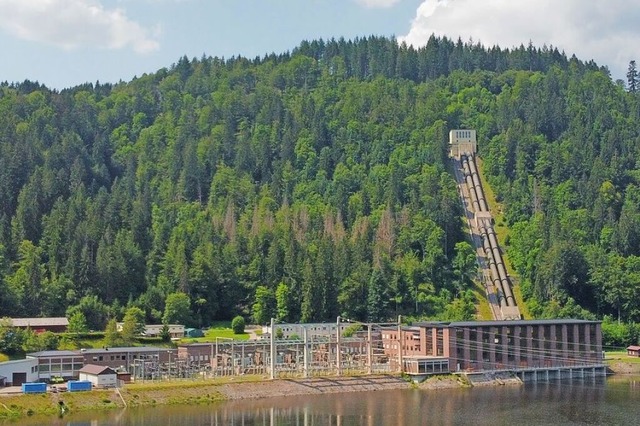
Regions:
[[412, 319, 601, 328], [11, 317, 69, 327], [27, 350, 82, 358], [0, 358, 38, 366], [178, 343, 213, 348], [79, 364, 117, 375], [81, 347, 174, 354]]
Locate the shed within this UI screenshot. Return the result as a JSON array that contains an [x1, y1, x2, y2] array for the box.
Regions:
[[78, 364, 117, 388], [185, 328, 204, 338], [117, 371, 132, 383], [627, 345, 640, 357]]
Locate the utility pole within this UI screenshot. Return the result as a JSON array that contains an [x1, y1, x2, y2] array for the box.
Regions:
[[397, 315, 403, 373], [210, 342, 214, 378], [336, 316, 341, 376], [367, 323, 372, 375], [303, 326, 309, 378], [270, 318, 276, 380]]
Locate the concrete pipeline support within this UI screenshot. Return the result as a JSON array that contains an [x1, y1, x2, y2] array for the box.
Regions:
[[454, 149, 521, 319]]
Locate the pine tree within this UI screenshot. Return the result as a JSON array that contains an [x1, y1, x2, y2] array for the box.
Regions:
[[367, 267, 388, 323], [104, 318, 122, 347], [121, 306, 145, 344], [67, 311, 88, 334], [627, 60, 638, 93]]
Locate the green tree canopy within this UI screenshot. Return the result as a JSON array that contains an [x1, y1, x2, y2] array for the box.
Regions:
[[162, 292, 193, 326], [121, 306, 146, 343], [67, 311, 88, 334]]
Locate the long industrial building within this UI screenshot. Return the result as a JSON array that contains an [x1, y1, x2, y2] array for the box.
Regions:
[[381, 319, 603, 376]]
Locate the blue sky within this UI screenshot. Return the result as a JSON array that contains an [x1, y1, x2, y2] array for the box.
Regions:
[[0, 0, 638, 90]]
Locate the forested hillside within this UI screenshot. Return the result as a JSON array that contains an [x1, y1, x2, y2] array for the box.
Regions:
[[0, 35, 633, 331]]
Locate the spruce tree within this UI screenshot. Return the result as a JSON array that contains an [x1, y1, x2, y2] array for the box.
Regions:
[[627, 60, 638, 93]]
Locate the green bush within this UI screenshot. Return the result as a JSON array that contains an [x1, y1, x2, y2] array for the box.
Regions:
[[231, 316, 245, 334], [602, 317, 640, 349]]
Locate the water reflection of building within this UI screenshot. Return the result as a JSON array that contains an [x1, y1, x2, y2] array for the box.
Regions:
[[381, 319, 603, 375]]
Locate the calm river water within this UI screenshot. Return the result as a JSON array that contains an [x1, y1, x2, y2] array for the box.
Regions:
[[11, 376, 640, 425]]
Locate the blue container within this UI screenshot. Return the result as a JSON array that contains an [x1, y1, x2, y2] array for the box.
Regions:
[[22, 382, 47, 394], [67, 380, 92, 392]]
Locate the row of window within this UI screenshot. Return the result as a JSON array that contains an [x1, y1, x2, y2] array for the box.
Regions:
[[90, 353, 161, 362], [189, 355, 210, 361], [39, 364, 83, 372], [455, 130, 474, 139]]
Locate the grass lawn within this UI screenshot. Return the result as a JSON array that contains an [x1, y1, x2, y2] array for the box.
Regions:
[[604, 350, 640, 363], [177, 321, 252, 344], [57, 335, 176, 351]]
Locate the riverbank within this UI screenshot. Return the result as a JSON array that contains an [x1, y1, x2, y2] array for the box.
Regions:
[[0, 368, 579, 421], [0, 374, 414, 420], [606, 360, 640, 374]]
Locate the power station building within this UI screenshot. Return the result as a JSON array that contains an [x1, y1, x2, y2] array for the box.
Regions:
[[381, 319, 603, 375]]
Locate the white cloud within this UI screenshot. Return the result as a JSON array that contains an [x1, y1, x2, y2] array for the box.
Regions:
[[0, 0, 160, 53], [355, 0, 402, 9], [399, 0, 640, 79]]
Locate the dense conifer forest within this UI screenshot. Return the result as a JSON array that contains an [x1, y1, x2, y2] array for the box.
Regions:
[[0, 36, 639, 339]]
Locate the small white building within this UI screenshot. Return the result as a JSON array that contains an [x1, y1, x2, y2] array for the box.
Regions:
[[116, 323, 185, 339], [0, 358, 38, 386], [262, 322, 351, 340], [78, 364, 117, 388]]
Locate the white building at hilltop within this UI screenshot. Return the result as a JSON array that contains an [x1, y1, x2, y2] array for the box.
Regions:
[[449, 129, 477, 159]]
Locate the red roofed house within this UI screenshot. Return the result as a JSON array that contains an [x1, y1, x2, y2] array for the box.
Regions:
[[11, 317, 69, 333], [627, 345, 640, 357]]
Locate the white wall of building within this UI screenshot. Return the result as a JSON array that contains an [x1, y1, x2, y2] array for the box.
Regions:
[[449, 129, 477, 158], [79, 372, 117, 387], [116, 323, 185, 338], [0, 359, 38, 385], [262, 323, 350, 339]]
